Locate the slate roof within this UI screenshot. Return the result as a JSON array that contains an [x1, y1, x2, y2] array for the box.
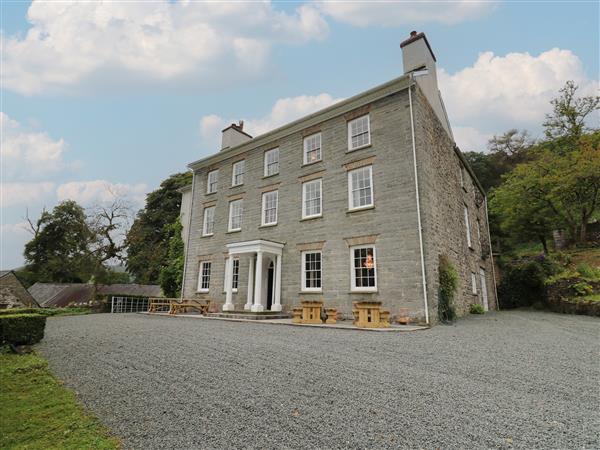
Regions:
[[29, 283, 164, 307], [97, 284, 163, 298], [28, 283, 95, 308]]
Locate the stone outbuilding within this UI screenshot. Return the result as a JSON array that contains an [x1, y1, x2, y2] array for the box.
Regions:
[[0, 271, 40, 309]]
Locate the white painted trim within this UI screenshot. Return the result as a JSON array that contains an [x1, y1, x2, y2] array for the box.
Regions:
[[303, 132, 322, 165], [301, 250, 323, 293], [226, 239, 284, 256], [464, 204, 472, 249], [261, 190, 278, 226], [228, 199, 243, 232], [408, 81, 430, 324], [263, 148, 280, 177], [302, 178, 323, 219], [197, 261, 211, 293], [231, 160, 245, 187], [349, 244, 378, 292], [202, 206, 215, 236], [207, 169, 219, 194], [180, 170, 195, 299], [347, 165, 374, 211], [347, 114, 371, 151]]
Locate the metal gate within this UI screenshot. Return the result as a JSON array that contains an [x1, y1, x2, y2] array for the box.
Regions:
[[110, 296, 149, 313]]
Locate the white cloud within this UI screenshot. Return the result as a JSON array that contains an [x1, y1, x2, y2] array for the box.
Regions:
[[439, 48, 599, 151], [0, 222, 31, 236], [0, 182, 56, 207], [0, 112, 69, 179], [56, 180, 147, 207], [3, 1, 328, 95], [316, 1, 494, 27], [452, 127, 493, 153], [200, 93, 344, 145]]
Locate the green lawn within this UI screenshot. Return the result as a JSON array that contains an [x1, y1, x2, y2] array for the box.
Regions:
[[0, 352, 119, 450]]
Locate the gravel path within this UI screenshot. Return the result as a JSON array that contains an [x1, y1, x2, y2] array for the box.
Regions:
[[38, 311, 599, 450]]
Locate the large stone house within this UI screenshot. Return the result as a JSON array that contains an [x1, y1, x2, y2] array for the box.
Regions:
[[180, 32, 497, 324]]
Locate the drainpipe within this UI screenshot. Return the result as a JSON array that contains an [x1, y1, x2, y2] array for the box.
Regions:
[[180, 170, 196, 300], [484, 197, 499, 309], [408, 78, 430, 325]]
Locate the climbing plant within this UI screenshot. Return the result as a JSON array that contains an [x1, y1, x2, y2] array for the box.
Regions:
[[438, 255, 458, 323]]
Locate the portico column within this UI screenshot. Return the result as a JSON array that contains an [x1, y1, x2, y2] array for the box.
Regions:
[[271, 253, 282, 312], [223, 256, 234, 311], [251, 251, 264, 312], [244, 255, 254, 311]]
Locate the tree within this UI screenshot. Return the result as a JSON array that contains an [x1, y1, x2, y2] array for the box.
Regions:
[[159, 219, 185, 297], [125, 172, 192, 284], [543, 80, 600, 144], [490, 165, 555, 253], [23, 201, 97, 283], [463, 129, 534, 193], [491, 133, 600, 247], [488, 129, 533, 160], [88, 195, 133, 265]]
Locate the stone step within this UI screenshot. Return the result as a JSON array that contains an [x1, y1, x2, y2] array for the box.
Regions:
[[206, 312, 291, 320]]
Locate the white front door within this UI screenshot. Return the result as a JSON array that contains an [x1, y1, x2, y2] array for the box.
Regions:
[[479, 268, 489, 311]]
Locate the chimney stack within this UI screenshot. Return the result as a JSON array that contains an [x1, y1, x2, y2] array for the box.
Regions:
[[221, 120, 252, 151], [400, 31, 453, 139]]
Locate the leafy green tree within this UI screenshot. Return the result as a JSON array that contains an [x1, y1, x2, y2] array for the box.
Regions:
[[125, 172, 192, 284], [159, 219, 185, 297], [491, 134, 600, 248], [23, 201, 97, 283], [543, 80, 599, 144]]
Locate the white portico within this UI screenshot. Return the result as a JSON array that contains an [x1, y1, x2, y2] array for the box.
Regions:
[[223, 240, 284, 313]]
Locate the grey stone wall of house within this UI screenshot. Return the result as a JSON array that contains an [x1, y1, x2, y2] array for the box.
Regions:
[[413, 86, 498, 321], [182, 86, 431, 318], [0, 272, 38, 309]]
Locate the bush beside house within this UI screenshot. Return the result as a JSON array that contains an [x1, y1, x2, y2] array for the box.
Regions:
[[0, 314, 46, 345], [498, 252, 600, 316]]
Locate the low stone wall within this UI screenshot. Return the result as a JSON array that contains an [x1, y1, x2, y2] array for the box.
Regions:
[[546, 279, 600, 317]]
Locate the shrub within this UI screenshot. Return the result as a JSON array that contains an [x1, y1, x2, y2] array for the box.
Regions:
[[469, 303, 485, 314], [438, 255, 458, 323], [576, 263, 600, 281], [0, 314, 46, 345], [571, 281, 593, 296], [0, 308, 40, 316], [498, 259, 548, 309]]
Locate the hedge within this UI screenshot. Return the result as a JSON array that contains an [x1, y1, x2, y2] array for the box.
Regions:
[[0, 314, 46, 345], [0, 308, 40, 316]]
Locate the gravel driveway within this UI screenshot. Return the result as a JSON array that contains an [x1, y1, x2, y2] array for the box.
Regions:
[[38, 311, 599, 449]]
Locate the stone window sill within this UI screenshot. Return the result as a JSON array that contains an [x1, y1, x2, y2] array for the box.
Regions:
[[226, 229, 241, 234], [300, 215, 322, 222], [346, 143, 372, 153], [259, 223, 278, 229], [347, 205, 375, 214]]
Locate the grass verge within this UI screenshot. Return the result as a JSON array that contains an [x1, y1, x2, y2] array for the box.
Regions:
[[0, 351, 119, 450]]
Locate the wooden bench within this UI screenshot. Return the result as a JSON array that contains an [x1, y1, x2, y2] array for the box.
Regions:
[[352, 301, 390, 328], [293, 301, 337, 324], [148, 298, 171, 313], [169, 299, 212, 315], [300, 300, 323, 324]]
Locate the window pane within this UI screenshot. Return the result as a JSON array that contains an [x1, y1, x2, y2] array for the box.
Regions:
[[263, 191, 278, 224], [304, 252, 322, 289], [349, 166, 373, 209], [265, 149, 279, 176], [352, 247, 376, 289]]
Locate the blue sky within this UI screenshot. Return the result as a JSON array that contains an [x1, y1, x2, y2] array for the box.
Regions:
[[1, 0, 598, 269]]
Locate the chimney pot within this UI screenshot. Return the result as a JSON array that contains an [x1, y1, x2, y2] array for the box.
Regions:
[[410, 30, 417, 37]]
